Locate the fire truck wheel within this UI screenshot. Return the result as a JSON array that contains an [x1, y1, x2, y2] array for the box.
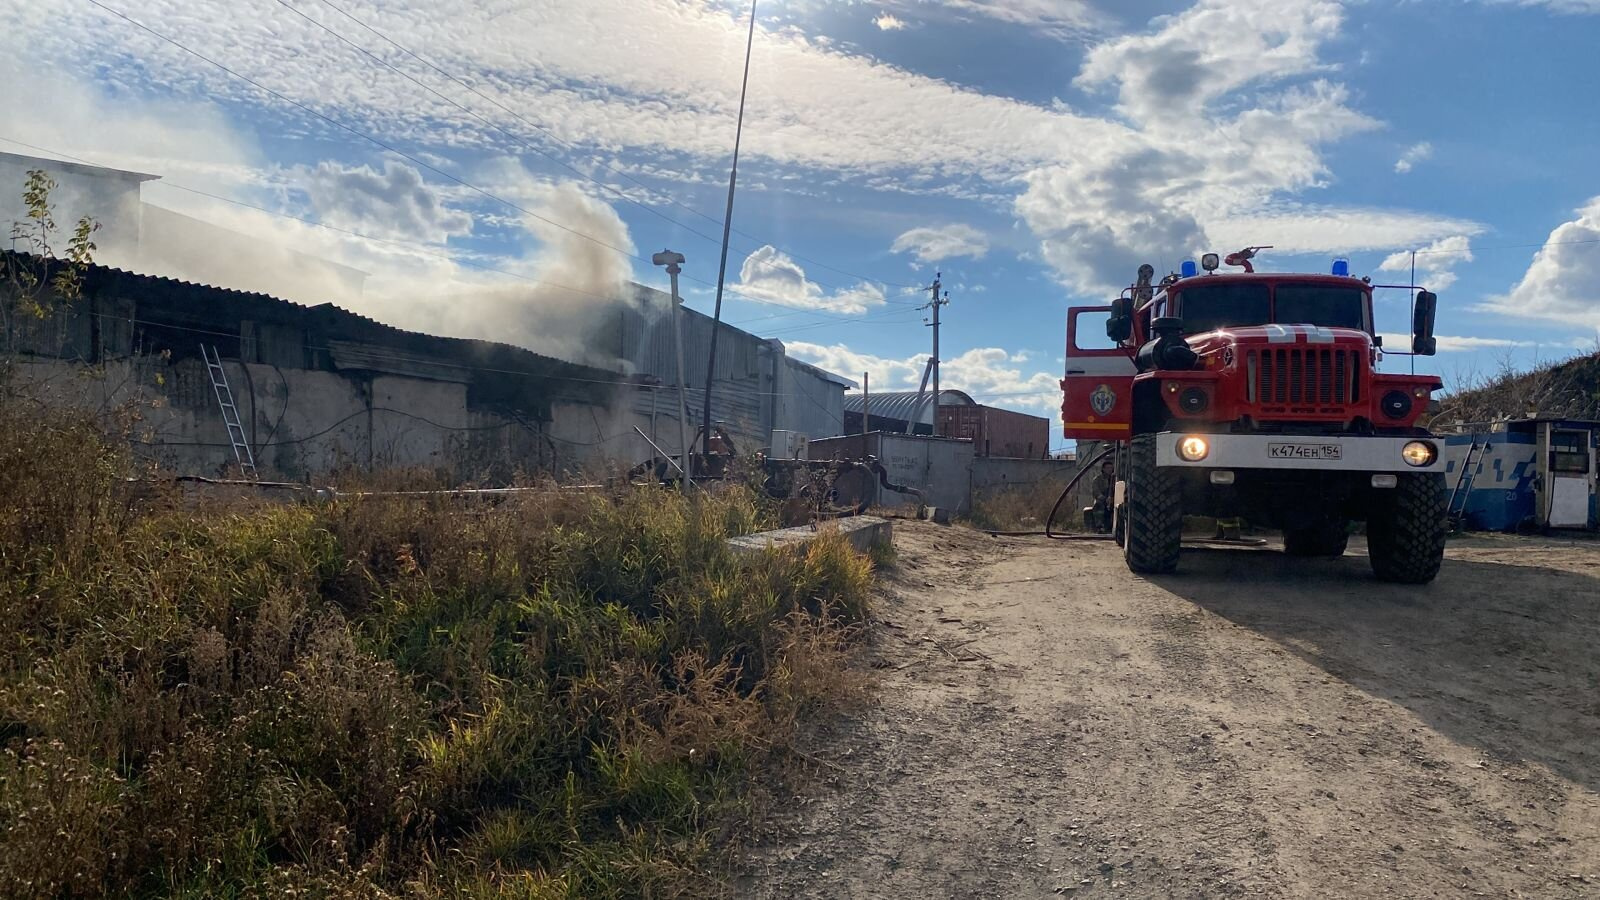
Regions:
[[1123, 434, 1181, 574], [1367, 473, 1447, 584], [1282, 522, 1350, 557]]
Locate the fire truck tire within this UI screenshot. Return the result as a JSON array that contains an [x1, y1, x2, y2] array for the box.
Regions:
[[1367, 473, 1447, 584], [1124, 435, 1181, 574], [1283, 522, 1350, 557]]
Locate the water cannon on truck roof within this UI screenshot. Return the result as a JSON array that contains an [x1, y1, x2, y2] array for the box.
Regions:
[[1061, 247, 1449, 583]]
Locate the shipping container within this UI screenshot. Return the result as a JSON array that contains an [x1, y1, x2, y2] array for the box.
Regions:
[[937, 405, 1050, 458]]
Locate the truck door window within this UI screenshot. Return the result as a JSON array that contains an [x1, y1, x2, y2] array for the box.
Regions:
[[1274, 284, 1367, 330], [1071, 309, 1121, 351], [1175, 283, 1270, 335]]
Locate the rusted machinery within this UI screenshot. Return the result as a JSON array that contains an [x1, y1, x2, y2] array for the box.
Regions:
[[628, 425, 922, 523]]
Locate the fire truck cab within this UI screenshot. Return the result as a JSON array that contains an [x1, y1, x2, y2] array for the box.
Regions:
[[1061, 255, 1449, 583]]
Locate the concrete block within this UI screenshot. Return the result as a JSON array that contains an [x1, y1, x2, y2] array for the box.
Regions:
[[727, 516, 893, 558], [918, 506, 952, 525]]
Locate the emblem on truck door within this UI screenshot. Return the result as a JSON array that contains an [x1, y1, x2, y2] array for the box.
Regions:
[[1090, 383, 1117, 415]]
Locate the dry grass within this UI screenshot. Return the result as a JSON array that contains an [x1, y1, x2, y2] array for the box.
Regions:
[[968, 473, 1091, 533], [0, 391, 877, 898], [1436, 348, 1600, 426]]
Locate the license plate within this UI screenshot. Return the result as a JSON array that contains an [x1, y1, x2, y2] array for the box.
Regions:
[[1268, 443, 1342, 460]]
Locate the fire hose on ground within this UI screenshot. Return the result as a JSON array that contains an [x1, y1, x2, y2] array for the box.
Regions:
[[984, 447, 1267, 547], [984, 447, 1117, 540]]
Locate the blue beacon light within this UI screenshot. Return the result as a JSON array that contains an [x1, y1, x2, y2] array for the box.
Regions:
[[1181, 260, 1198, 278], [1331, 258, 1350, 277]]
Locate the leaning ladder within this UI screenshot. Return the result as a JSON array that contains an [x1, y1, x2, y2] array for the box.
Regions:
[[1446, 438, 1485, 527], [200, 344, 258, 480]]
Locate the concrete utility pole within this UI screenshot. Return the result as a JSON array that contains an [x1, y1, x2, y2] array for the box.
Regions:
[[653, 250, 692, 494], [862, 371, 870, 435], [921, 272, 950, 436]]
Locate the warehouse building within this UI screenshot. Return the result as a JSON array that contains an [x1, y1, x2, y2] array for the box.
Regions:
[[1, 251, 852, 480]]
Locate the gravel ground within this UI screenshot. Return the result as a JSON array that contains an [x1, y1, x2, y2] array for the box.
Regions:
[[737, 523, 1600, 899]]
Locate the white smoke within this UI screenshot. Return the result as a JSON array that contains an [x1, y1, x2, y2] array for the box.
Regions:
[[436, 178, 642, 368], [0, 62, 648, 370]]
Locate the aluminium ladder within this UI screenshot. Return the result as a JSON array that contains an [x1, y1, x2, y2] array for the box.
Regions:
[[200, 344, 258, 480], [1446, 438, 1486, 529]]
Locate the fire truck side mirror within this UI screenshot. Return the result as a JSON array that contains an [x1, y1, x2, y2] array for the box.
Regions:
[[1106, 297, 1134, 343], [1412, 290, 1438, 356]]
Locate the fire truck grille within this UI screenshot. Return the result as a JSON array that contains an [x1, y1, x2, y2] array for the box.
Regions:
[[1250, 348, 1363, 407]]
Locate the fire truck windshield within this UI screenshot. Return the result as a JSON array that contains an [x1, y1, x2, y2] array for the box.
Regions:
[[1175, 282, 1368, 334], [1176, 283, 1269, 334], [1273, 284, 1367, 330]]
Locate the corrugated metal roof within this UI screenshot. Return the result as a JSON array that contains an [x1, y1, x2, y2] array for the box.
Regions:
[[842, 389, 975, 424], [0, 149, 160, 183]]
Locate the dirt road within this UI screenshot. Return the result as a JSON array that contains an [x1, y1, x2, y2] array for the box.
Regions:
[[740, 523, 1600, 898]]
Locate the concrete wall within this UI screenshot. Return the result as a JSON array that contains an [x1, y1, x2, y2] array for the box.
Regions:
[[9, 353, 619, 482], [971, 457, 1083, 493], [809, 432, 974, 513]]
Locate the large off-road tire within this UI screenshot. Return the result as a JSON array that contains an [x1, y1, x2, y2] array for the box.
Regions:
[[1123, 434, 1182, 574], [1283, 521, 1350, 557], [1366, 473, 1447, 584]]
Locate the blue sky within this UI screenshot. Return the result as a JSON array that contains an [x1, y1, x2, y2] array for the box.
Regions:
[[4, 0, 1600, 450]]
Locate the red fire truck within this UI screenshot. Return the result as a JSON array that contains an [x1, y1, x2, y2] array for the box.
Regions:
[[1061, 251, 1447, 583]]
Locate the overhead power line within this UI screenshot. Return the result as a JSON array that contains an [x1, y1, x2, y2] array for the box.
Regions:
[[83, 0, 640, 259], [1, 134, 931, 338], [79, 0, 893, 314], [0, 135, 613, 301], [268, 0, 727, 253], [1408, 236, 1600, 255], [307, 0, 923, 290]]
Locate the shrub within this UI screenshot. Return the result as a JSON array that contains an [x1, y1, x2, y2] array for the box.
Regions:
[[0, 408, 874, 897]]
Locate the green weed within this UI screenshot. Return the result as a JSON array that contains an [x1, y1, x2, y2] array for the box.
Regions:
[[0, 403, 874, 898]]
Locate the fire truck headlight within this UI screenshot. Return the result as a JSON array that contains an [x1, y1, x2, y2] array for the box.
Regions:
[[1401, 440, 1437, 467], [1381, 390, 1413, 419], [1178, 436, 1210, 462], [1179, 387, 1209, 414]]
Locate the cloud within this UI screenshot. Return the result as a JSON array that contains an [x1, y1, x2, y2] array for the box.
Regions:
[[785, 341, 1060, 412], [1377, 333, 1533, 352], [890, 224, 989, 263], [1378, 234, 1474, 291], [873, 13, 907, 31], [1075, 0, 1342, 124], [1490, 0, 1600, 12], [1017, 3, 1486, 295], [1019, 3, 1366, 295], [784, 341, 926, 390], [3, 0, 1486, 323], [915, 0, 1104, 39], [302, 160, 473, 242], [1394, 141, 1433, 174], [19, 0, 1128, 186], [0, 58, 651, 367], [736, 245, 887, 313], [1209, 209, 1483, 256], [1479, 196, 1600, 327]]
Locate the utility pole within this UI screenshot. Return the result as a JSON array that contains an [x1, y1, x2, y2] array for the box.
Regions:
[[862, 371, 870, 435], [920, 272, 949, 436], [703, 0, 759, 455], [652, 250, 692, 494]]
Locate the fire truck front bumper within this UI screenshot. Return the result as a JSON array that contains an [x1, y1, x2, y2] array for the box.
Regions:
[[1155, 432, 1447, 473]]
